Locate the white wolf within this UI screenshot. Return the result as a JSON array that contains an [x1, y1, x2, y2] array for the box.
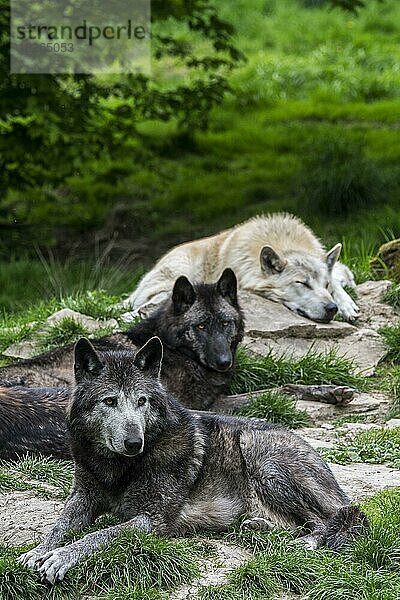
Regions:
[[128, 213, 359, 323]]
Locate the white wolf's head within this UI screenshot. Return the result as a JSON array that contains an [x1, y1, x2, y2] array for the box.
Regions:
[[257, 243, 342, 323]]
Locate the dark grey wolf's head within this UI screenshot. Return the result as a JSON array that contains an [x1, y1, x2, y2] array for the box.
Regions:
[[68, 337, 166, 457], [160, 268, 244, 372], [258, 244, 342, 323]]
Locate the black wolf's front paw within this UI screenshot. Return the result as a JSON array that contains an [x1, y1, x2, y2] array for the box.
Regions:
[[36, 547, 78, 584]]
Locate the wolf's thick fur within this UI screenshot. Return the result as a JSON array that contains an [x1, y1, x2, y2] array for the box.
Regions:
[[0, 270, 243, 459], [0, 269, 242, 402], [129, 213, 359, 323], [19, 337, 368, 584]]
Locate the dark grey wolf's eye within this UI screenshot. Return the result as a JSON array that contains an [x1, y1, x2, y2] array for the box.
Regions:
[[137, 396, 147, 407], [196, 323, 206, 330], [103, 396, 118, 407], [222, 320, 231, 327]]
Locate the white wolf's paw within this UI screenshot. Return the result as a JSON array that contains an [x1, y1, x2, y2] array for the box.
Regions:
[[36, 547, 78, 584], [338, 297, 360, 322], [18, 547, 45, 569]]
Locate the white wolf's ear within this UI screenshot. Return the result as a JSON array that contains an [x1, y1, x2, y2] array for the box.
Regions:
[[260, 246, 287, 274], [172, 276, 196, 315], [134, 336, 163, 377], [74, 338, 104, 382], [326, 243, 342, 272], [217, 268, 238, 305]]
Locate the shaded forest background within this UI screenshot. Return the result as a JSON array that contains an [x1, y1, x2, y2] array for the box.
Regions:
[[0, 0, 399, 311]]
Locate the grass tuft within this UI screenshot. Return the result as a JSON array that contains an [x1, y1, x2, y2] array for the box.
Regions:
[[231, 347, 364, 395], [379, 322, 400, 364], [320, 427, 400, 468], [0, 456, 73, 499], [1, 531, 200, 600], [234, 391, 310, 428], [383, 283, 400, 312]]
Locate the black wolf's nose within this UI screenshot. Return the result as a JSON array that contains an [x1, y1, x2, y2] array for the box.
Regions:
[[124, 437, 143, 454], [324, 302, 338, 317], [215, 356, 232, 371]]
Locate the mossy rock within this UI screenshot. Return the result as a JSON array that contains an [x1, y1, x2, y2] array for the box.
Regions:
[[370, 239, 400, 282]]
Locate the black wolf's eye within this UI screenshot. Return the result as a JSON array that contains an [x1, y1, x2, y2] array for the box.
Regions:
[[222, 320, 231, 327], [196, 323, 206, 330], [138, 396, 147, 407], [103, 396, 117, 407]]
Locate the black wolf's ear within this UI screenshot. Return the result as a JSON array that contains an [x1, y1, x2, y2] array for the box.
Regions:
[[172, 276, 196, 314], [74, 338, 104, 383], [260, 246, 287, 274], [134, 336, 163, 377], [217, 268, 238, 305], [326, 243, 342, 272]]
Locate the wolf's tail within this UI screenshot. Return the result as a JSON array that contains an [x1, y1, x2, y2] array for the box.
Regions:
[[321, 505, 369, 550]]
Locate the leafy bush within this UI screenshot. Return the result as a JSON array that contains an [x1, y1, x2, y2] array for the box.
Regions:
[[298, 136, 386, 217]]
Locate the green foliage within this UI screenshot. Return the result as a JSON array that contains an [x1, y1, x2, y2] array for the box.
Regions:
[[0, 256, 141, 313], [386, 366, 400, 417], [379, 322, 400, 364], [321, 427, 400, 468], [384, 283, 400, 312], [231, 347, 363, 395], [38, 317, 93, 352], [298, 135, 386, 217], [234, 391, 310, 428]]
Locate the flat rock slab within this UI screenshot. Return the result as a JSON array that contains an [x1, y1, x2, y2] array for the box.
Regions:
[[330, 463, 400, 500], [240, 292, 354, 339], [240, 290, 388, 376], [296, 392, 388, 424], [356, 280, 399, 330], [0, 491, 63, 546]]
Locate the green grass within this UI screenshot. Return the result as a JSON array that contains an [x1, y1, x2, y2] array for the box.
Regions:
[[234, 391, 310, 428], [384, 283, 400, 312], [321, 426, 400, 468], [230, 346, 364, 395], [386, 366, 400, 417], [0, 531, 200, 600], [0, 288, 132, 359], [0, 456, 73, 499], [379, 322, 400, 364], [202, 489, 400, 600]]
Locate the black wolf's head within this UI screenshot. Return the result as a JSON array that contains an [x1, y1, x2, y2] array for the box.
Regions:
[[159, 268, 244, 373], [68, 337, 167, 458]]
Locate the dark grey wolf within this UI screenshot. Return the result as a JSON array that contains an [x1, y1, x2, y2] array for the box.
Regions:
[[128, 213, 360, 323], [19, 337, 367, 584], [0, 268, 243, 408], [0, 269, 243, 460]]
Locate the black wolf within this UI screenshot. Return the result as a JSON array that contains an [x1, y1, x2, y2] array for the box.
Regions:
[[0, 269, 243, 460], [19, 337, 368, 584], [0, 269, 243, 409]]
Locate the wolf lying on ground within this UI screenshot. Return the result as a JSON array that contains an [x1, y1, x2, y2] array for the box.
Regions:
[[19, 337, 367, 584], [0, 269, 242, 403], [128, 212, 359, 323], [0, 269, 243, 460]]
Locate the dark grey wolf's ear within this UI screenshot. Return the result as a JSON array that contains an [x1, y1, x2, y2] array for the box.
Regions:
[[134, 336, 163, 377], [260, 246, 287, 274], [326, 243, 342, 272], [217, 268, 238, 304], [172, 276, 196, 314], [74, 338, 104, 382]]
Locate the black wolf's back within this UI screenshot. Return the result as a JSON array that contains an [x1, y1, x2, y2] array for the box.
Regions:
[[0, 386, 70, 460]]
